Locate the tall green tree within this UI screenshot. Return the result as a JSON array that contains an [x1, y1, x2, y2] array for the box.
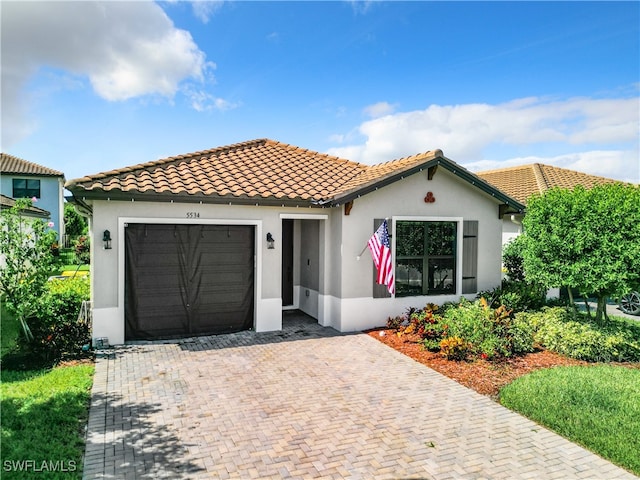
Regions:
[[521, 184, 640, 322], [64, 202, 88, 237], [0, 199, 57, 340]]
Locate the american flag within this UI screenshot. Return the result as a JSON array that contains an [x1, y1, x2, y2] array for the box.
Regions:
[[368, 220, 395, 295]]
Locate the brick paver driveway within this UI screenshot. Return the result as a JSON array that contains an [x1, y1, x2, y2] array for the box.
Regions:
[[83, 312, 637, 479]]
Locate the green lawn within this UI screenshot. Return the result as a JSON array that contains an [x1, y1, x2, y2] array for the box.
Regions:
[[1, 305, 94, 479], [500, 365, 640, 476], [1, 365, 94, 479]]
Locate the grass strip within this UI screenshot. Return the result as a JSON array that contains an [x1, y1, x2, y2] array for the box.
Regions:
[[1, 364, 94, 479], [500, 365, 640, 475]]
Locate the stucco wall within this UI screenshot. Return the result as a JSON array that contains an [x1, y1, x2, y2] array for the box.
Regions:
[[89, 199, 332, 343], [501, 215, 523, 246], [330, 168, 505, 331], [299, 220, 320, 291]]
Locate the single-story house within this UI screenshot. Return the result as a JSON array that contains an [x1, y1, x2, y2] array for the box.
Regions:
[[66, 139, 524, 344], [0, 153, 65, 239], [477, 163, 621, 246]]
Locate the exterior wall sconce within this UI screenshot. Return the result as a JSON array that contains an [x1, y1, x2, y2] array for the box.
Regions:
[[103, 230, 112, 250], [266, 232, 275, 249]]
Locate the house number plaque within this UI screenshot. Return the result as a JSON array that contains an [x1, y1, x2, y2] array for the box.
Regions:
[[186, 212, 200, 218]]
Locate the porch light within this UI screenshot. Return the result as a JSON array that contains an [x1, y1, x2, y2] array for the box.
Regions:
[[103, 230, 112, 250], [266, 232, 275, 249]]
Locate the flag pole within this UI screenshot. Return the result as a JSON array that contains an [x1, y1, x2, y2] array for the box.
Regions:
[[357, 218, 390, 260]]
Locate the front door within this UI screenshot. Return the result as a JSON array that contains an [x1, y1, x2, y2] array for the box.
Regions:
[[282, 219, 294, 306]]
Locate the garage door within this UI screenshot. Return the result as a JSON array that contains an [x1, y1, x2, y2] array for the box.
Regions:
[[125, 224, 254, 340]]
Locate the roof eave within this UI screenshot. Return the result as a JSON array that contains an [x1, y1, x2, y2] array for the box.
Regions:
[[65, 188, 325, 209]]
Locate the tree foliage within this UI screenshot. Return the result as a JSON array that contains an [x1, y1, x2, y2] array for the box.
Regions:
[[0, 199, 57, 340], [64, 202, 88, 237], [521, 184, 640, 322]]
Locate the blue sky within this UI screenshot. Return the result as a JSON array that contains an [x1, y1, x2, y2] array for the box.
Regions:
[[2, 1, 639, 185]]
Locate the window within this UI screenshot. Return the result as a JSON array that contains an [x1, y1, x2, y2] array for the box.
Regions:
[[395, 221, 457, 297], [12, 178, 41, 199]]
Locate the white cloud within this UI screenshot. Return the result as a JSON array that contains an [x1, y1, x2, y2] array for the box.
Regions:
[[1, 0, 218, 146], [327, 95, 640, 182], [190, 0, 224, 24], [186, 88, 239, 112], [363, 101, 397, 118], [347, 0, 375, 15]]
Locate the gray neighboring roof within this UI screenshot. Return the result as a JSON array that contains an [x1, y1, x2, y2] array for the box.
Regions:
[[0, 194, 51, 218], [0, 153, 64, 177]]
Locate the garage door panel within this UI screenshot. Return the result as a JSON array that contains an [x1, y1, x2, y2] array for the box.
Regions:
[[125, 224, 254, 340]]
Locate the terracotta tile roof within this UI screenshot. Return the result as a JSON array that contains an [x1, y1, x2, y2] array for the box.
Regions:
[[0, 153, 64, 177], [335, 149, 443, 195], [0, 194, 51, 217], [66, 139, 450, 205], [476, 163, 621, 205]]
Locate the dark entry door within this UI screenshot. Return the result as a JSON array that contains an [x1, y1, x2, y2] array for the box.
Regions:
[[282, 219, 294, 306], [125, 224, 254, 340]]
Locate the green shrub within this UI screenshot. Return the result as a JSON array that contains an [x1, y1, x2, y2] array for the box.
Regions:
[[502, 235, 526, 282], [74, 236, 90, 265], [439, 336, 470, 360], [386, 299, 536, 361], [478, 279, 547, 313], [16, 277, 91, 362], [519, 307, 640, 362], [386, 315, 405, 330], [443, 298, 534, 360]]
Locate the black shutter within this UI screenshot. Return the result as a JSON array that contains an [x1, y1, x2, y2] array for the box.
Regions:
[[462, 220, 478, 294], [372, 218, 391, 298]]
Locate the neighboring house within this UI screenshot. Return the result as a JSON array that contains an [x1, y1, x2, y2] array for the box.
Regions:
[[1, 193, 51, 219], [0, 153, 65, 239], [66, 138, 524, 344], [477, 163, 622, 245], [0, 194, 52, 267]]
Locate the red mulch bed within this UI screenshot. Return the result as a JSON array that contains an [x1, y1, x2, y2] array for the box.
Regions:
[[367, 328, 589, 399]]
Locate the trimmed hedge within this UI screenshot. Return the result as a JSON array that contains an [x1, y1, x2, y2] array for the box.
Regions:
[[518, 307, 640, 362]]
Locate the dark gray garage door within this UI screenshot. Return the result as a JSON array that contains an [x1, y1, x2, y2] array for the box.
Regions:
[[125, 224, 254, 340]]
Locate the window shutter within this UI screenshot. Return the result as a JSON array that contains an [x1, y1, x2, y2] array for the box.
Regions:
[[462, 220, 478, 294], [372, 219, 391, 298]]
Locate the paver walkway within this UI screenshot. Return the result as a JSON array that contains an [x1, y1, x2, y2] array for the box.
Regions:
[[83, 312, 638, 479]]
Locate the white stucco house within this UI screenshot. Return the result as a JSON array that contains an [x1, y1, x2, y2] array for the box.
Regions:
[[1, 153, 65, 239], [65, 139, 524, 345]]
